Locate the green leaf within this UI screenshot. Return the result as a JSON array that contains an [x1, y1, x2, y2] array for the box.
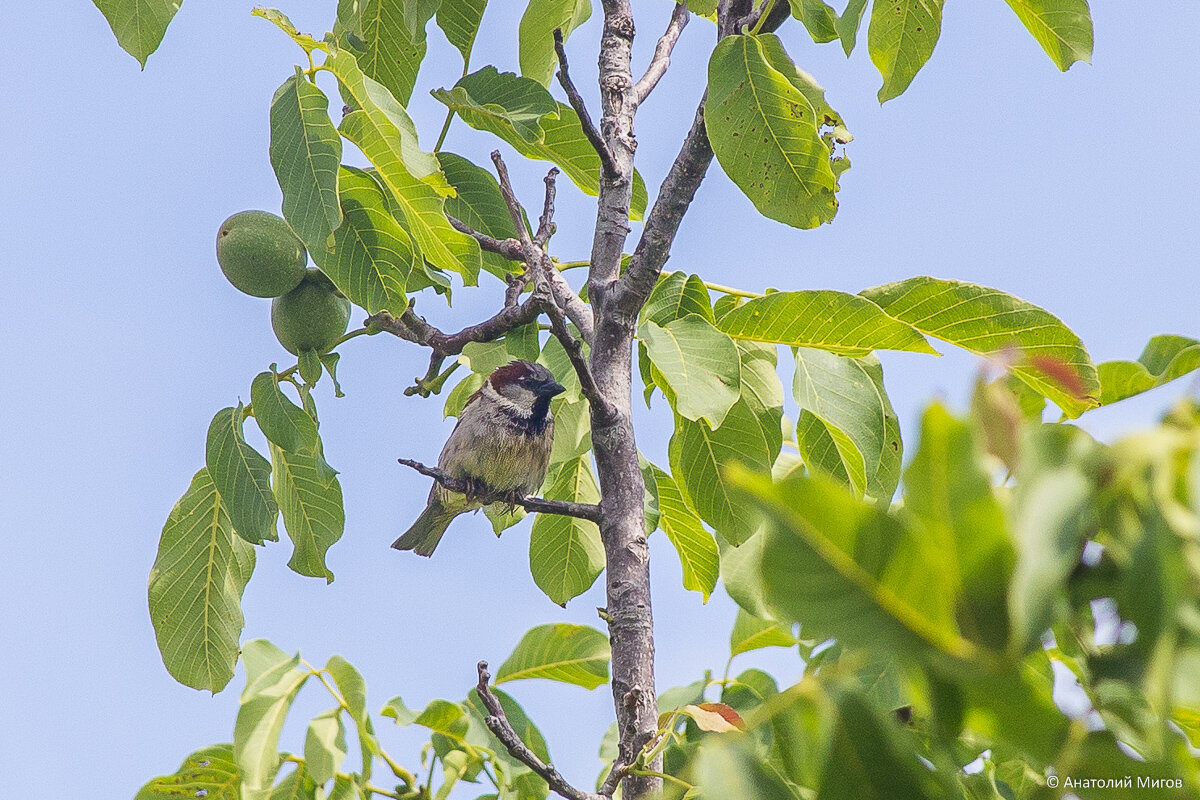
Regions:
[[298, 350, 323, 385], [548, 397, 591, 464], [717, 290, 935, 356], [793, 349, 902, 501], [382, 697, 470, 740], [304, 709, 347, 784], [149, 468, 255, 692], [1098, 335, 1200, 405], [729, 468, 973, 661], [868, 0, 945, 103], [269, 765, 317, 800], [462, 340, 511, 375], [518, 0, 592, 87], [691, 735, 798, 800], [640, 317, 742, 429], [530, 457, 604, 606], [445, 371, 485, 417], [644, 462, 719, 602], [837, 0, 869, 56], [670, 399, 774, 546], [730, 608, 797, 656], [254, 8, 323, 53], [93, 0, 181, 67], [438, 152, 521, 279], [270, 70, 342, 253], [642, 272, 713, 327], [737, 342, 785, 470], [817, 690, 949, 799], [242, 639, 298, 694], [234, 642, 310, 797], [344, 120, 480, 283], [1008, 424, 1100, 653], [444, 93, 648, 220], [313, 166, 416, 314], [325, 655, 376, 777], [328, 774, 364, 800], [336, 0, 427, 105], [796, 408, 860, 491], [135, 744, 240, 800], [437, 0, 488, 66], [737, 341, 783, 414], [706, 33, 849, 229], [719, 529, 773, 619], [270, 444, 345, 583], [433, 67, 559, 143], [206, 406, 278, 545], [861, 277, 1100, 417], [326, 48, 481, 282], [903, 403, 1012, 652], [1002, 0, 1093, 71], [539, 332, 586, 401], [495, 623, 610, 688], [252, 372, 319, 455], [792, 0, 839, 43]]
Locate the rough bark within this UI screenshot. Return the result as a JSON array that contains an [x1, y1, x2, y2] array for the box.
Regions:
[[585, 3, 663, 798]]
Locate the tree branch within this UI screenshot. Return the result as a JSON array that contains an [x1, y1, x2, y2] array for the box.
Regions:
[[399, 460, 602, 522], [490, 151, 595, 344], [554, 29, 617, 177], [475, 663, 608, 800], [585, 5, 662, 800], [597, 688, 642, 796], [541, 288, 613, 421], [535, 167, 559, 247], [717, 0, 754, 37], [447, 215, 525, 262], [617, 3, 788, 317], [365, 299, 541, 359], [632, 3, 689, 106], [615, 98, 713, 316]]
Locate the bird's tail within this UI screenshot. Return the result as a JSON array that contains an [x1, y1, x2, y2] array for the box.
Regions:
[[392, 502, 458, 557]]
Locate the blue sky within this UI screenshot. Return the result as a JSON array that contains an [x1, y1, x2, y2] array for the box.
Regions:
[[2, 1, 1198, 796]]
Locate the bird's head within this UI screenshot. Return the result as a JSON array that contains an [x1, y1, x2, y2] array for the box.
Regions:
[[488, 361, 566, 412]]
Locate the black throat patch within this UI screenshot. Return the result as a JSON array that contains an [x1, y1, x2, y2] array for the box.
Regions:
[[502, 395, 552, 436]]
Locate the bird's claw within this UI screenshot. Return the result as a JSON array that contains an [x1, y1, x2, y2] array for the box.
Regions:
[[502, 489, 525, 514]]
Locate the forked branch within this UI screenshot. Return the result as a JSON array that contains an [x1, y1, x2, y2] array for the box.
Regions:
[[475, 662, 609, 800], [633, 3, 689, 105], [553, 29, 616, 176]]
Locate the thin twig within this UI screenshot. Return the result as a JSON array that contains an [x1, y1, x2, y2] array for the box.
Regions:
[[366, 299, 541, 359], [403, 353, 448, 398], [398, 460, 602, 522], [475, 662, 606, 800], [739, 0, 790, 34], [490, 150, 595, 344], [553, 28, 617, 176], [536, 167, 560, 247], [489, 152, 604, 412], [447, 215, 525, 261], [542, 296, 610, 419], [504, 271, 529, 308], [616, 98, 714, 316], [633, 4, 689, 105]]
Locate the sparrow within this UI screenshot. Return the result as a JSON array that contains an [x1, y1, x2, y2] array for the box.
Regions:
[[392, 360, 566, 556]]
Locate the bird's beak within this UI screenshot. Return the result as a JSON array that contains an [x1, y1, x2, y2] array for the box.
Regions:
[[541, 379, 566, 397]]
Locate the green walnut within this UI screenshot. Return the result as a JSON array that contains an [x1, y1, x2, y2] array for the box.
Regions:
[[216, 210, 307, 297], [271, 269, 351, 354]]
